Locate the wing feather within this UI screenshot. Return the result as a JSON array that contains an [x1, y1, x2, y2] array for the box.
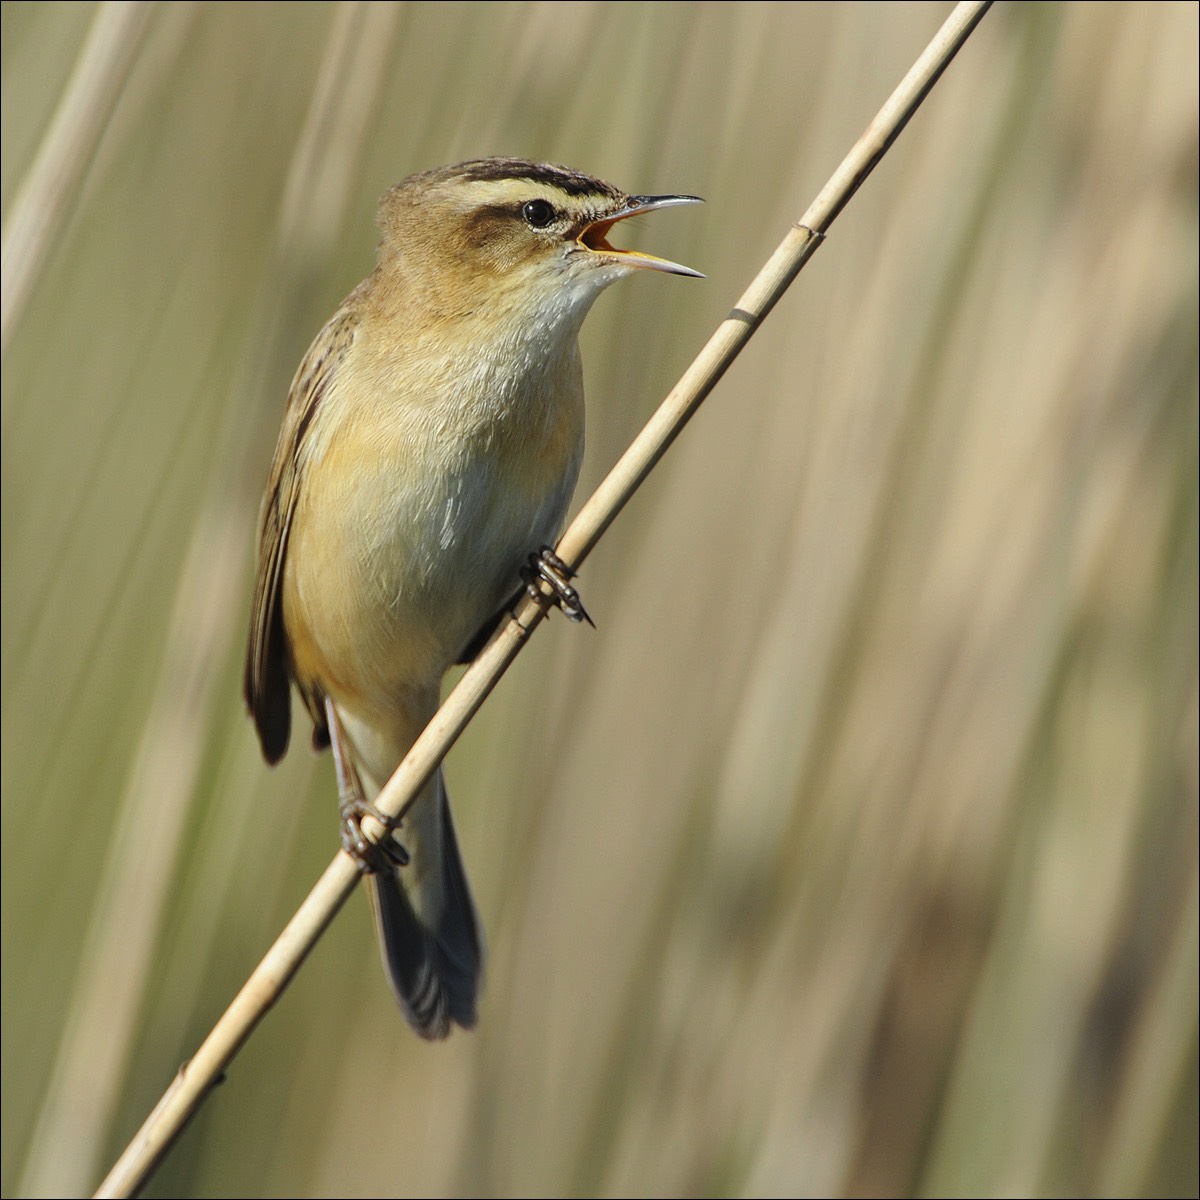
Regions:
[[243, 306, 360, 762]]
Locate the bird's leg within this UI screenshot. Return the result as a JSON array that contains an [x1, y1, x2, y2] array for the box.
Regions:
[[324, 697, 410, 873], [522, 546, 594, 627]]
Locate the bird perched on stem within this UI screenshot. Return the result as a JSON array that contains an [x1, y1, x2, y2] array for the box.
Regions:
[[244, 157, 702, 1038]]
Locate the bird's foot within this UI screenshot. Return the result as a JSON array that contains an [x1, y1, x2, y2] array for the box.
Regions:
[[522, 547, 594, 627], [339, 792, 410, 873]]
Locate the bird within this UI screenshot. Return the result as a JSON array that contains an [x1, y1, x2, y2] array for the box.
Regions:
[[243, 157, 702, 1038]]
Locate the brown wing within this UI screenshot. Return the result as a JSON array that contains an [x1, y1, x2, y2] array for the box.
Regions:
[[243, 305, 360, 763]]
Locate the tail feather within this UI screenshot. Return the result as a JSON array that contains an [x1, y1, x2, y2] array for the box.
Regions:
[[367, 774, 482, 1038]]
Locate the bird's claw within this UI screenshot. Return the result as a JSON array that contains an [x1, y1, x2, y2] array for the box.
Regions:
[[522, 547, 594, 626], [339, 794, 410, 873]]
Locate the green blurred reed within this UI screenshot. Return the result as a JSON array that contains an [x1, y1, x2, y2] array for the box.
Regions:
[[2, 3, 1196, 1197]]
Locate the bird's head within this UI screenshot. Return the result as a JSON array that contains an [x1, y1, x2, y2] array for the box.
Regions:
[[375, 157, 703, 320]]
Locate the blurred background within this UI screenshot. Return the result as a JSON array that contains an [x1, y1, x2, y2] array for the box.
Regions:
[[2, 2, 1196, 1197]]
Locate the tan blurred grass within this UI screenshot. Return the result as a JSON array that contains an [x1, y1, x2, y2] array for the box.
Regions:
[[2, 3, 1196, 1198]]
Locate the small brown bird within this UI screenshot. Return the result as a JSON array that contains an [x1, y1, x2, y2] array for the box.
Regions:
[[244, 158, 701, 1038]]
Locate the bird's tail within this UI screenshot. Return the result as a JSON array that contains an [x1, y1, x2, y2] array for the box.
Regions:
[[366, 770, 483, 1039]]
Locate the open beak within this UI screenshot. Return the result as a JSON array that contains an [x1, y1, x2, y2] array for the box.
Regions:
[[579, 194, 704, 277]]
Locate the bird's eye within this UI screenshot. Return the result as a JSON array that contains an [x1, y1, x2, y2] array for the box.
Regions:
[[522, 199, 556, 228]]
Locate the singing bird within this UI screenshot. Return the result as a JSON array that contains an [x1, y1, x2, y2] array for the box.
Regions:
[[244, 158, 701, 1038]]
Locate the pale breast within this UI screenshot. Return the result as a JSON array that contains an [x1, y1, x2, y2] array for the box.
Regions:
[[282, 322, 585, 718]]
